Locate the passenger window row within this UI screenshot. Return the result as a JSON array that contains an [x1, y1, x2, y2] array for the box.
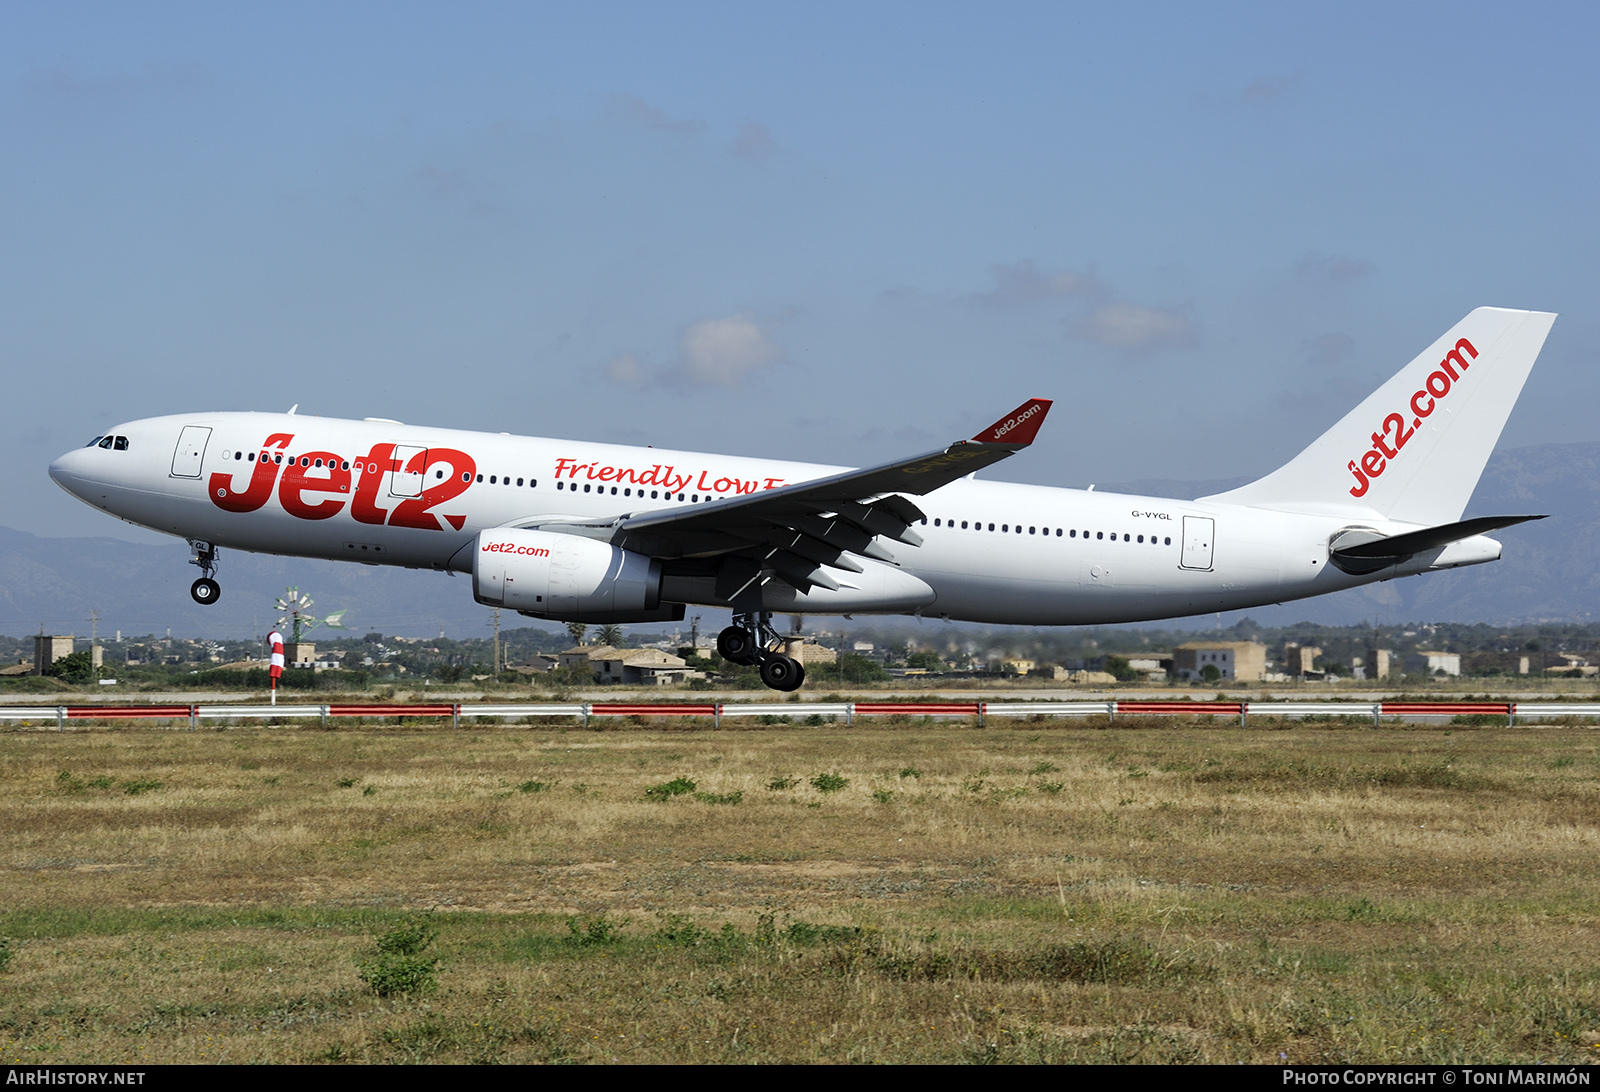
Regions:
[[926, 517, 1171, 546], [233, 452, 354, 469], [556, 481, 700, 502], [475, 474, 539, 488]]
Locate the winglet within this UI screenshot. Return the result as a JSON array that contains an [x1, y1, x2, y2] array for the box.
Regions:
[[970, 398, 1053, 446]]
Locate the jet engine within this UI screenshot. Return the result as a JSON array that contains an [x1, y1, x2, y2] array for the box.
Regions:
[[472, 528, 682, 623]]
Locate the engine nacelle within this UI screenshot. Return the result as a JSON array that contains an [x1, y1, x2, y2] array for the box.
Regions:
[[473, 528, 674, 622]]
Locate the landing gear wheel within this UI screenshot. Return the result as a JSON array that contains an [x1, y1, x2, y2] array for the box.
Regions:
[[717, 625, 760, 665], [190, 578, 221, 606], [759, 654, 805, 692]]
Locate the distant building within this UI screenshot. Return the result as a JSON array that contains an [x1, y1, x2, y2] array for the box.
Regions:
[[509, 654, 560, 675], [31, 636, 101, 676], [595, 649, 704, 686], [1283, 643, 1323, 677], [1459, 651, 1530, 677], [1411, 650, 1461, 677], [281, 643, 337, 669], [557, 645, 620, 671], [1547, 653, 1597, 677], [781, 637, 837, 666], [1366, 648, 1394, 680], [1173, 641, 1266, 682]]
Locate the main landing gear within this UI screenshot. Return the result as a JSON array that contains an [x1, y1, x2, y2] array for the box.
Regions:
[[718, 613, 805, 692], [189, 541, 221, 606]]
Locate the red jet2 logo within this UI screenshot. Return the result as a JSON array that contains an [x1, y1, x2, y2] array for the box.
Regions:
[[210, 436, 477, 531], [1347, 338, 1478, 498]]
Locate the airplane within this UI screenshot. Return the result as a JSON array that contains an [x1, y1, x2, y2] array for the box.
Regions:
[[49, 307, 1554, 692]]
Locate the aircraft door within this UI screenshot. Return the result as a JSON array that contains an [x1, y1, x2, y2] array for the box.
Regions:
[[389, 445, 426, 498], [1180, 516, 1214, 571], [170, 426, 212, 478]]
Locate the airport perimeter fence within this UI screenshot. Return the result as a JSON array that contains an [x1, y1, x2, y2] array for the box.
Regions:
[[1, 698, 1598, 731]]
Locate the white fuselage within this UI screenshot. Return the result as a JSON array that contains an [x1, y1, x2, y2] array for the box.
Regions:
[[49, 411, 1502, 624]]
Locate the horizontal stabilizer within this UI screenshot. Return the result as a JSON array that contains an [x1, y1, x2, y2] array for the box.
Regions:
[[1329, 515, 1545, 574], [1334, 515, 1546, 559]]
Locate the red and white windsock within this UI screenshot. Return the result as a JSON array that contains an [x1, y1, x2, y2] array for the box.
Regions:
[[268, 629, 284, 681]]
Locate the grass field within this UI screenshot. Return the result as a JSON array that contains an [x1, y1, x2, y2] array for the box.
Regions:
[[2, 716, 1598, 1064]]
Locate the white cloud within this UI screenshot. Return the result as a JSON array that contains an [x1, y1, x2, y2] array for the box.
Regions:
[[608, 94, 706, 137], [1294, 251, 1374, 284], [731, 121, 777, 164], [968, 260, 1104, 306], [675, 313, 780, 387], [1070, 302, 1197, 352], [600, 313, 782, 390], [602, 354, 648, 387]]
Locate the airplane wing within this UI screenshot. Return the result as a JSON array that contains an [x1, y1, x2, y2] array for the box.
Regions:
[[523, 398, 1052, 599]]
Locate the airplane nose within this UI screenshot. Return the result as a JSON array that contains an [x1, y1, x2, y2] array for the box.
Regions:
[[49, 446, 95, 498]]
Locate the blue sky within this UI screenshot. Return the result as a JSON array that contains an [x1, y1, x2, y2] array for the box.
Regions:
[[5, 1, 1598, 546]]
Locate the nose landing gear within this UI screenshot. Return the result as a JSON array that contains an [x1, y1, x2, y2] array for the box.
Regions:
[[188, 541, 221, 606], [718, 613, 805, 692]]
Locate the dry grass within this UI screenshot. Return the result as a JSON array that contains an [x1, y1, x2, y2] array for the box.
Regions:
[[2, 718, 1600, 1063]]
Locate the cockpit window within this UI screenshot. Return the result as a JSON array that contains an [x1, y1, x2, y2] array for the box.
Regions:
[[113, 436, 128, 451], [86, 436, 104, 447], [97, 436, 114, 449]]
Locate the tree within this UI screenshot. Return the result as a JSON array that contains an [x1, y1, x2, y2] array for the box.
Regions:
[[565, 622, 588, 647], [45, 650, 95, 684], [1200, 664, 1222, 683], [1104, 655, 1140, 682], [596, 624, 624, 648]]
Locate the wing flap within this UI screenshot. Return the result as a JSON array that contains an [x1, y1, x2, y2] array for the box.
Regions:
[[584, 397, 1055, 597]]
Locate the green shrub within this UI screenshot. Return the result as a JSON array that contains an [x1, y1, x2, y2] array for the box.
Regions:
[[564, 914, 626, 948], [517, 779, 551, 793], [651, 914, 712, 948], [122, 779, 162, 796], [357, 918, 440, 997], [0, 937, 11, 973], [376, 918, 438, 957], [785, 921, 863, 946], [810, 772, 848, 793], [898, 768, 921, 780], [45, 650, 96, 684], [644, 776, 697, 801], [766, 776, 798, 791], [693, 790, 742, 805]]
